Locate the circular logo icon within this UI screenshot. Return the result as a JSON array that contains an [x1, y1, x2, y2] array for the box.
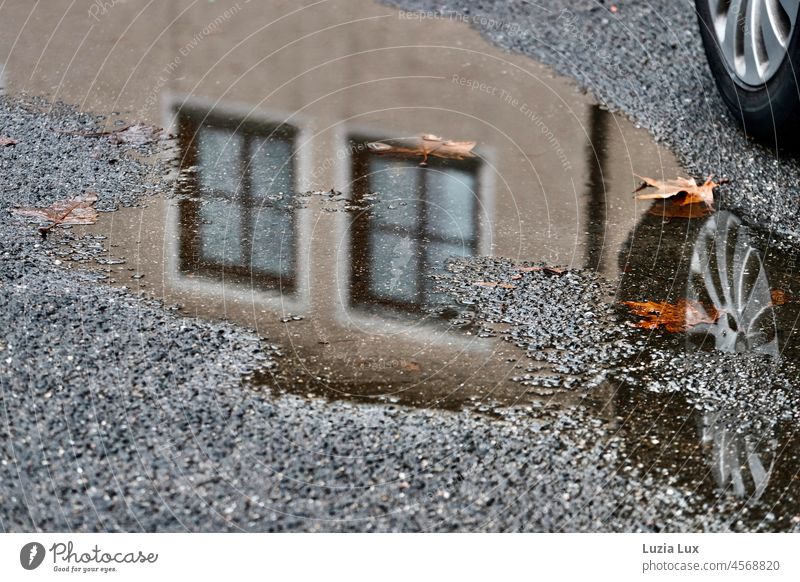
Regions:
[[20, 542, 46, 570]]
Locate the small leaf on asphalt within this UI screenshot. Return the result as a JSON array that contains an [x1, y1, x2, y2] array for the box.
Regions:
[[771, 289, 788, 306], [634, 174, 719, 208], [54, 123, 162, 145], [516, 265, 567, 275], [109, 124, 163, 145], [473, 281, 517, 289], [622, 299, 721, 333], [10, 192, 99, 235], [403, 361, 422, 372], [367, 133, 476, 165], [0, 136, 18, 146]]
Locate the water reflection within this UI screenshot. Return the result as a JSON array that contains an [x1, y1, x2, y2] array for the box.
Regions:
[[177, 109, 297, 291], [700, 412, 777, 500], [687, 212, 778, 357], [350, 142, 480, 314], [9, 0, 795, 527], [683, 213, 783, 500], [618, 206, 797, 506]]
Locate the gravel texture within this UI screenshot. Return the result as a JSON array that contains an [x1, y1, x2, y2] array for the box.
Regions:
[[382, 0, 800, 239]]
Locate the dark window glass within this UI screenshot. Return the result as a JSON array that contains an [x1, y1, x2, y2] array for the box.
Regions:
[[350, 139, 480, 314], [177, 109, 297, 292]]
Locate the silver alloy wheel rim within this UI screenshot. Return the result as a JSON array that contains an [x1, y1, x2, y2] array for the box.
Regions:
[[686, 212, 778, 357], [708, 0, 800, 86]]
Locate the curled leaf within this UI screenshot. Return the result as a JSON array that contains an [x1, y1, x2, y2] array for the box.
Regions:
[[635, 174, 719, 208], [10, 192, 99, 235], [0, 136, 18, 146], [622, 299, 721, 333], [367, 133, 476, 165]]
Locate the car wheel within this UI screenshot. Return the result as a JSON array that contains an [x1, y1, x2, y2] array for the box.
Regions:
[[696, 0, 800, 147], [686, 211, 779, 356]]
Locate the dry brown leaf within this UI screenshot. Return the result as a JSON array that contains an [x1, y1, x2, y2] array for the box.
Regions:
[[110, 124, 163, 146], [622, 299, 721, 333], [771, 289, 788, 306], [635, 174, 719, 208], [0, 136, 18, 146], [516, 265, 567, 275], [403, 361, 422, 372], [10, 192, 99, 236], [473, 281, 516, 289], [367, 133, 476, 165], [54, 123, 162, 145]]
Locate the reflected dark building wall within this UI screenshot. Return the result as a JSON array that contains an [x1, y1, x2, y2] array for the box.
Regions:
[[584, 105, 610, 272]]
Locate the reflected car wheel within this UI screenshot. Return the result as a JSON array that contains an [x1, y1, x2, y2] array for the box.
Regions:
[[686, 211, 778, 356], [696, 0, 800, 147]]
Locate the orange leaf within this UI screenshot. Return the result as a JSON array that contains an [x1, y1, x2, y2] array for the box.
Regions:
[[622, 299, 721, 333], [771, 289, 788, 306], [635, 174, 719, 208]]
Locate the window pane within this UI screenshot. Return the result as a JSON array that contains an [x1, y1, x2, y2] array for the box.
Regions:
[[368, 231, 417, 303], [249, 137, 294, 207], [250, 208, 294, 277], [425, 168, 476, 241], [197, 127, 243, 196], [199, 198, 243, 265], [369, 157, 419, 229]]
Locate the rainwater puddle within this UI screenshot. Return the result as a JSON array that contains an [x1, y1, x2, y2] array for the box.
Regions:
[[4, 0, 798, 528]]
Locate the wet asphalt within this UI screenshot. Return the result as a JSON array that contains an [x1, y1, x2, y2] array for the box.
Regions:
[[2, 1, 800, 532]]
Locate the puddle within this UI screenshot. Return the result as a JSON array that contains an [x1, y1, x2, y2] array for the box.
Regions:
[[3, 0, 799, 527]]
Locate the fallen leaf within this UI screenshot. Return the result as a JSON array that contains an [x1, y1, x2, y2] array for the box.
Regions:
[[646, 197, 713, 219], [109, 124, 163, 146], [367, 133, 476, 165], [473, 281, 516, 289], [771, 289, 788, 306], [516, 265, 567, 275], [634, 174, 719, 208], [403, 361, 422, 372], [0, 136, 18, 146], [53, 123, 162, 145], [10, 192, 99, 236], [622, 299, 721, 333]]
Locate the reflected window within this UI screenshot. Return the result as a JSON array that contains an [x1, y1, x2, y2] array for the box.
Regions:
[[177, 109, 297, 292], [350, 139, 480, 313]]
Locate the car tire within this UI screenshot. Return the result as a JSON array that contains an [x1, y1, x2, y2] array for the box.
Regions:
[[696, 0, 800, 148]]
